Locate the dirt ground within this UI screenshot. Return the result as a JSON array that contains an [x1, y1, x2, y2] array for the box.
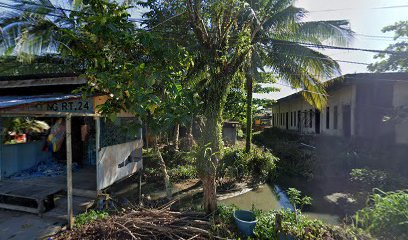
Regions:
[[0, 210, 64, 240]]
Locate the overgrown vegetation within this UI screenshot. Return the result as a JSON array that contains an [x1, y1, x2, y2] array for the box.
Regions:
[[74, 210, 109, 227], [287, 188, 312, 213], [143, 143, 278, 185], [218, 146, 278, 183], [212, 204, 371, 240], [355, 190, 408, 240], [255, 127, 408, 181], [350, 168, 408, 191], [254, 128, 315, 179], [143, 148, 197, 183]]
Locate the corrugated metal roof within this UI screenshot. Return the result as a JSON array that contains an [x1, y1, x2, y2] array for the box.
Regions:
[[0, 94, 82, 110]]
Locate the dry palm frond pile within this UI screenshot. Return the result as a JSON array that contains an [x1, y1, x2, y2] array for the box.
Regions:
[[53, 209, 213, 240]]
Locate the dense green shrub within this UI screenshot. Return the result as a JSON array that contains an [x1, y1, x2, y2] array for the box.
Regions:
[[164, 150, 196, 167], [219, 147, 250, 180], [249, 147, 278, 182], [168, 165, 197, 181], [254, 209, 371, 240], [355, 190, 408, 240], [254, 129, 315, 179], [143, 148, 197, 182], [350, 168, 408, 191], [218, 146, 278, 182]]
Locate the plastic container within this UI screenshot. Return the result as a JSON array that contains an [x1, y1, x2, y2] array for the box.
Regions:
[[233, 210, 257, 236]]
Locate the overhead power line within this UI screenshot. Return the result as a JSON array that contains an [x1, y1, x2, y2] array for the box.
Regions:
[[308, 4, 408, 13], [149, 12, 185, 29], [0, 2, 404, 57], [269, 39, 400, 54], [356, 33, 406, 39]]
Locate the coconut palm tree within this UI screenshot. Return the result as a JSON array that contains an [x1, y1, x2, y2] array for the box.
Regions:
[[141, 0, 353, 212], [0, 0, 78, 61], [242, 2, 352, 152]]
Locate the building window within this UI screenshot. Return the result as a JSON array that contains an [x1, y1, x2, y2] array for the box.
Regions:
[[304, 111, 307, 128], [275, 113, 277, 126], [283, 112, 285, 126], [334, 106, 338, 129], [281, 113, 284, 126], [326, 107, 330, 129], [273, 113, 275, 126], [280, 113, 282, 125], [290, 112, 293, 126], [294, 111, 296, 127], [309, 109, 313, 128]]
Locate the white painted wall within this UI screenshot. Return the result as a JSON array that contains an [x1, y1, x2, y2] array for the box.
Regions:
[[393, 82, 408, 145], [271, 78, 408, 145], [272, 85, 354, 137], [321, 85, 354, 136]]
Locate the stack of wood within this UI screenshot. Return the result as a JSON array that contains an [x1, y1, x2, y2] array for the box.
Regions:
[[53, 209, 213, 240]]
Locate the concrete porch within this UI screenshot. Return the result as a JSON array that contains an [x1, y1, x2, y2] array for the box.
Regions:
[[0, 167, 96, 217]]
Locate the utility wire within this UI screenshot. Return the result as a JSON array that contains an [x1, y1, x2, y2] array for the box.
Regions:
[[308, 4, 408, 13], [268, 39, 400, 54], [272, 50, 371, 65], [148, 12, 185, 29], [0, 3, 404, 63], [356, 33, 408, 40]]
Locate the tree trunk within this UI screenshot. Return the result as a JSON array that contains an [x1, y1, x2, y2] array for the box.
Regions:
[[200, 114, 221, 214], [245, 73, 253, 153], [185, 117, 195, 151], [144, 123, 149, 149], [199, 79, 229, 214], [155, 137, 172, 199], [173, 124, 180, 151]]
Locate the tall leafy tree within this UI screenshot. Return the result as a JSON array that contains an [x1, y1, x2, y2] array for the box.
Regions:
[[1, 0, 194, 199], [140, 0, 352, 212], [368, 21, 408, 72]]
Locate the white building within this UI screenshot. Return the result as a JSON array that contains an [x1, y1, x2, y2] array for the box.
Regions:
[[271, 73, 408, 145]]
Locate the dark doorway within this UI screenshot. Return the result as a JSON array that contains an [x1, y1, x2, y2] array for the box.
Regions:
[[285, 112, 289, 130], [315, 109, 321, 134], [343, 105, 351, 137], [72, 117, 85, 166], [297, 111, 301, 132]]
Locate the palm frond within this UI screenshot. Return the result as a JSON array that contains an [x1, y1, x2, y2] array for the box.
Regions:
[[263, 39, 340, 78], [296, 20, 353, 46], [260, 41, 340, 109], [262, 6, 306, 33], [0, 0, 75, 60]]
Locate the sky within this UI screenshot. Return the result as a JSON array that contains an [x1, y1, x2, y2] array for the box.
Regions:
[[255, 0, 408, 100]]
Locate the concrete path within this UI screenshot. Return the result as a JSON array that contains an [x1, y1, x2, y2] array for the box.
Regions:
[[0, 210, 64, 240]]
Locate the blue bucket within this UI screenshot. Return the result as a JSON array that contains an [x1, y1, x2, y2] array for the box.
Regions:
[[233, 210, 257, 236]]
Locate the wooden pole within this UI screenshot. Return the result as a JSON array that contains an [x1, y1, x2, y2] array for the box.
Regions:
[[0, 118, 3, 181], [95, 117, 100, 193], [138, 170, 142, 205], [66, 114, 74, 229]]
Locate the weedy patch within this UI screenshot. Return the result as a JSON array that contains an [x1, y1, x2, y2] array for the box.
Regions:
[[74, 210, 109, 227]]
